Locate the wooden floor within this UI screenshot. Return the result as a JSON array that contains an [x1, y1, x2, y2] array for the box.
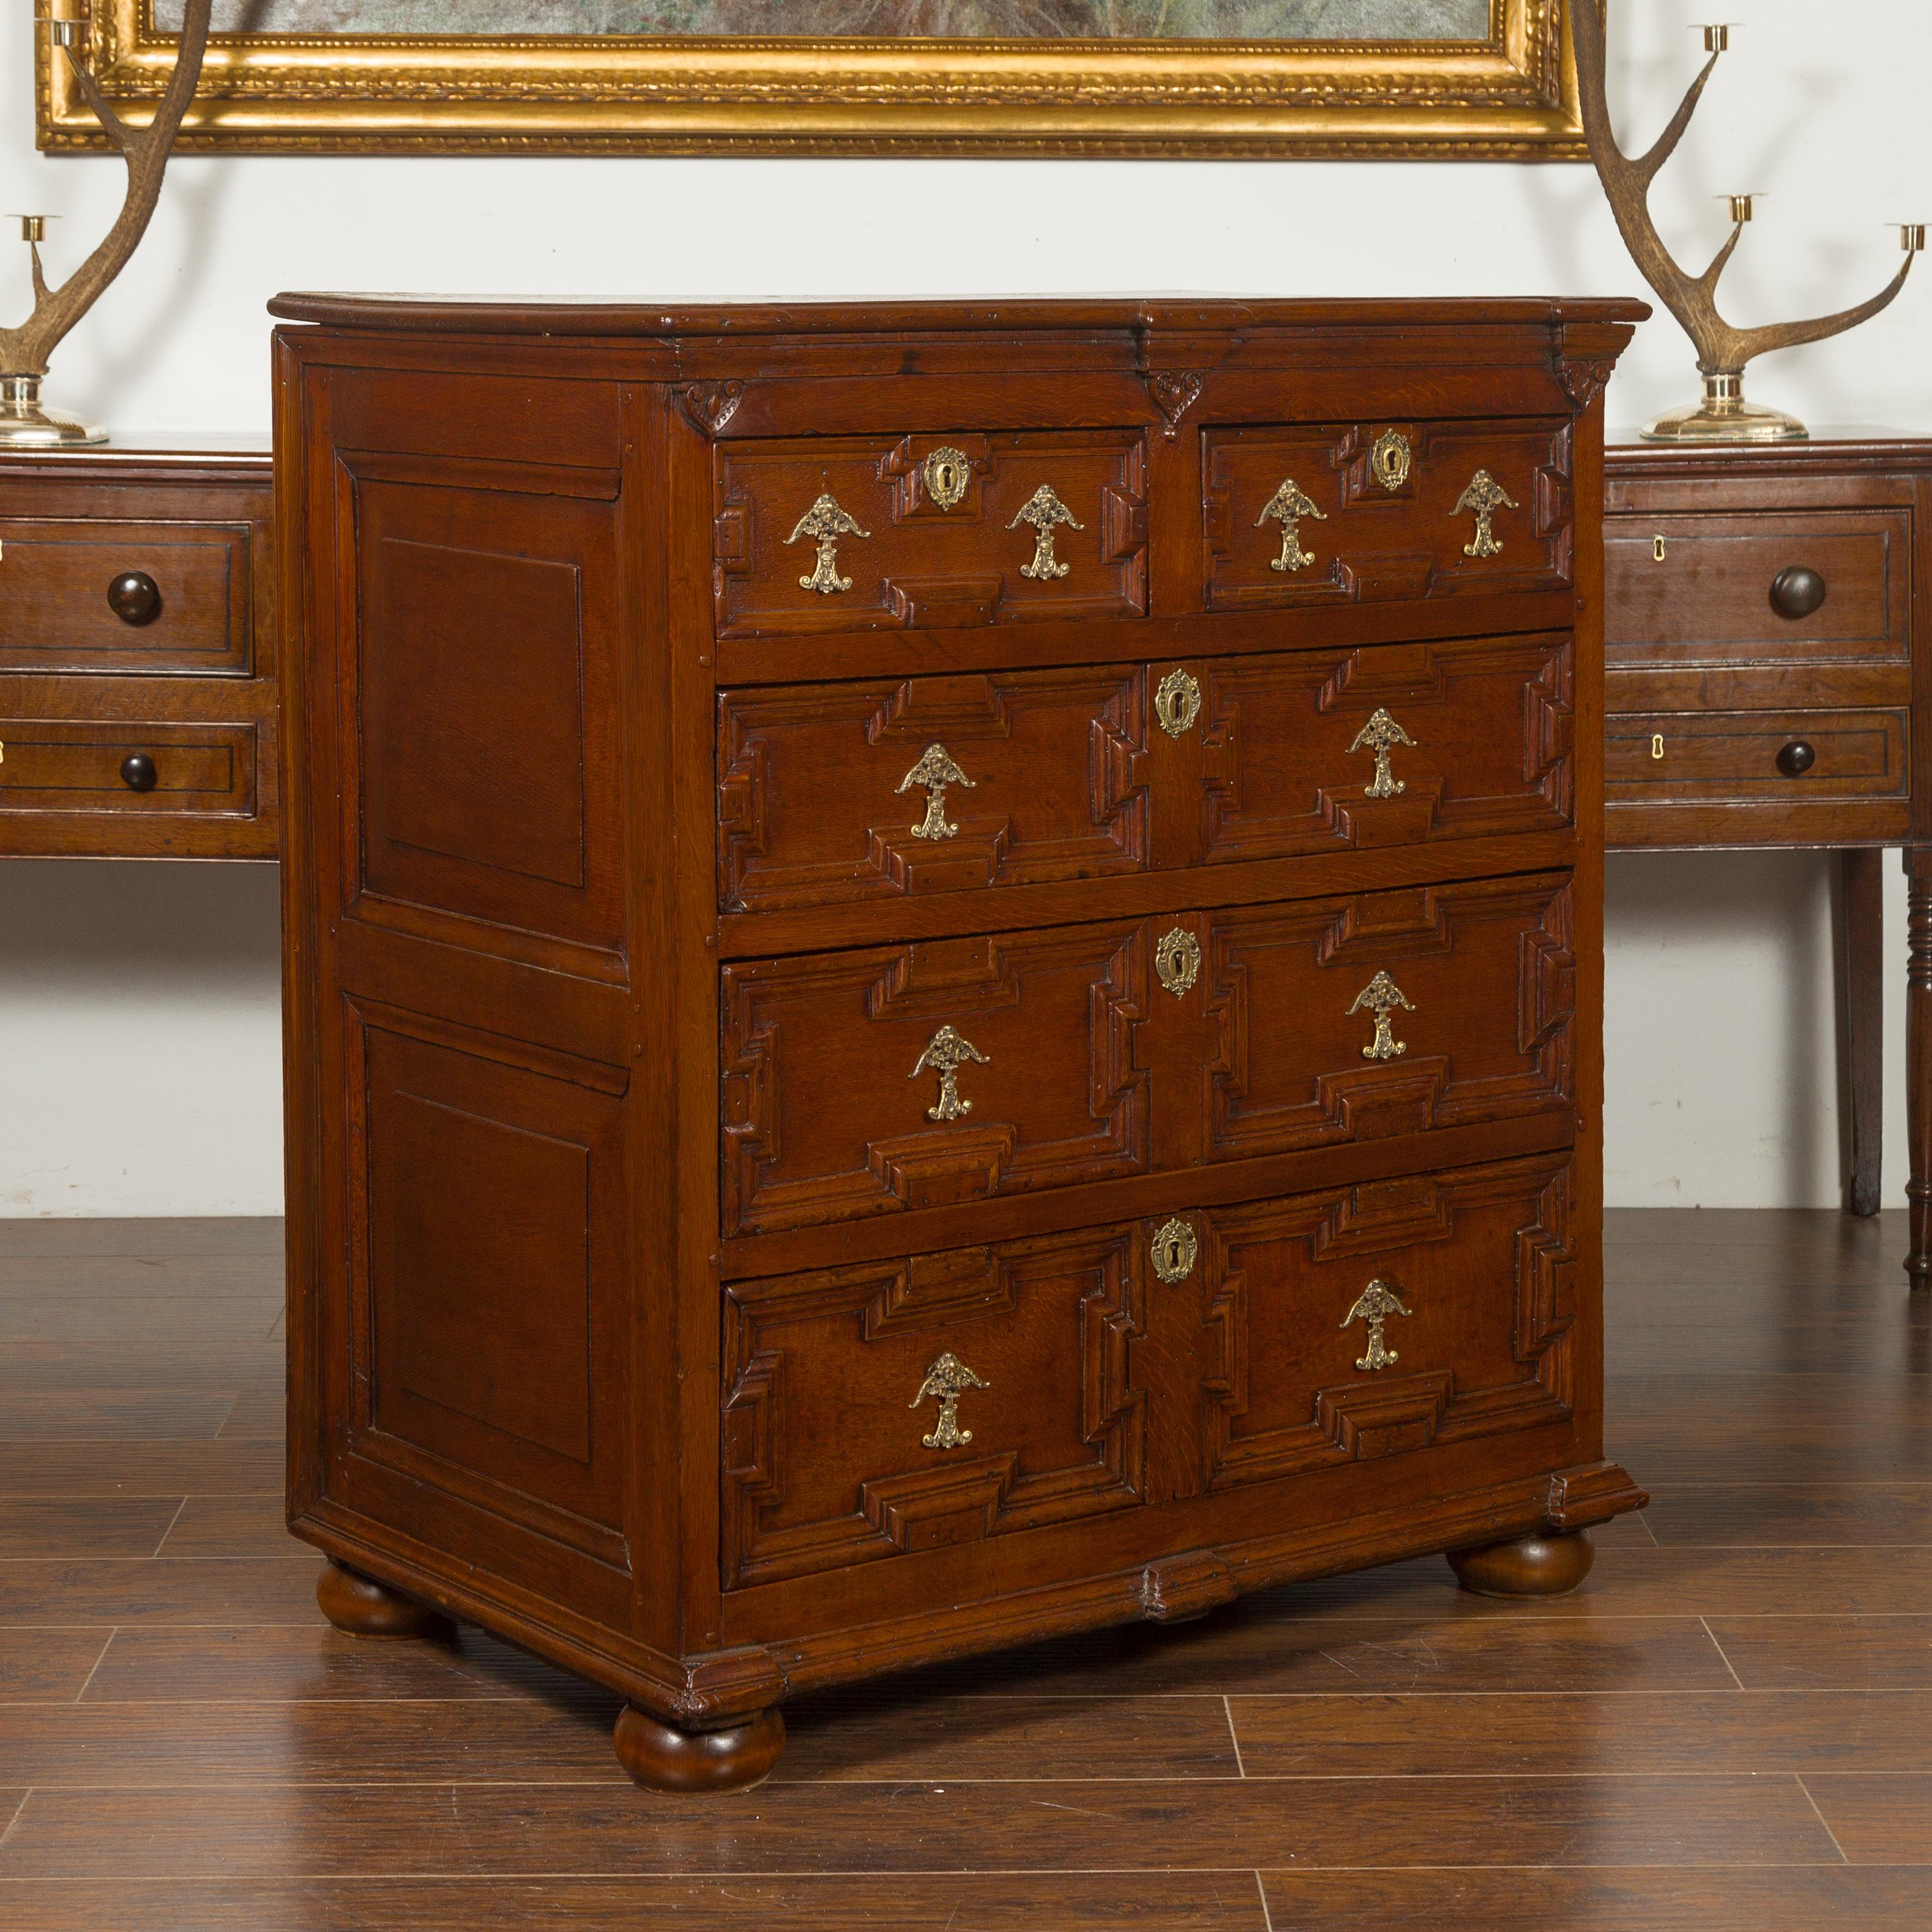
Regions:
[[2, 1211, 1930, 1928]]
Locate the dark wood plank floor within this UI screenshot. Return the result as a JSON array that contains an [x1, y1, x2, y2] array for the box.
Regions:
[[2, 1209, 1928, 1929]]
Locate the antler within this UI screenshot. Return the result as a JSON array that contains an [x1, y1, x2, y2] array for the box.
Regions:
[[1570, 2, 1914, 376], [0, 0, 214, 379]]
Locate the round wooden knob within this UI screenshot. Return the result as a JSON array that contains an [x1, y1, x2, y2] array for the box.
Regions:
[[1770, 565, 1826, 619], [119, 752, 157, 793], [106, 571, 162, 625], [1775, 740, 1817, 778]]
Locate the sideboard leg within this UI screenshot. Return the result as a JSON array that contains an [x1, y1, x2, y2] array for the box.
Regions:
[[1906, 847, 1932, 1288], [1447, 1528, 1595, 1597], [1837, 847, 1885, 1216], [614, 1703, 786, 1796], [316, 1559, 454, 1639]]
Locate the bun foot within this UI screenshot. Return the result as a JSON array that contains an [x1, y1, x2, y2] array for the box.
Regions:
[[1448, 1527, 1595, 1598], [614, 1703, 786, 1795], [316, 1560, 454, 1639]]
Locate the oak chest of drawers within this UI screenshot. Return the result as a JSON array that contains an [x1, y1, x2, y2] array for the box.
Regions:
[[0, 443, 276, 858], [274, 294, 1645, 1791]]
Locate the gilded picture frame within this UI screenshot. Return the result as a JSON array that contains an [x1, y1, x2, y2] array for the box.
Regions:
[[36, 1, 1585, 159]]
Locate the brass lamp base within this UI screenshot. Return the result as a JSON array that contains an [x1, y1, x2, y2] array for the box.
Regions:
[[0, 375, 105, 449], [1641, 370, 1807, 444]]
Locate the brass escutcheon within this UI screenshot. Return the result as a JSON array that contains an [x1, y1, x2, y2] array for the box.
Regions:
[[1349, 707, 1416, 799], [910, 1351, 989, 1450], [1009, 483, 1083, 580], [1155, 927, 1201, 999], [1150, 1216, 1199, 1285], [1255, 474, 1328, 573], [1653, 534, 1668, 563], [1349, 969, 1414, 1061], [1455, 468, 1518, 560], [785, 491, 870, 594], [1341, 1278, 1412, 1373], [1652, 733, 1666, 760], [911, 1024, 988, 1122], [1370, 428, 1412, 491], [923, 446, 971, 511], [1154, 667, 1203, 739], [898, 742, 975, 840]]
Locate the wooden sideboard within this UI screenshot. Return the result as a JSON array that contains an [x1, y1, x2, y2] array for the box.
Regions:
[[272, 292, 1643, 1791], [0, 441, 276, 859], [1603, 435, 1932, 1283]]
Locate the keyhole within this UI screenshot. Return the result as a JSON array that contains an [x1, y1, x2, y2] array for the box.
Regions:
[[1651, 734, 1665, 760], [1652, 535, 1667, 563]]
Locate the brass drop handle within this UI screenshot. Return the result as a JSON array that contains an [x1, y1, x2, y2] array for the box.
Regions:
[[119, 752, 157, 792], [1771, 565, 1826, 619], [107, 570, 161, 625], [1775, 740, 1817, 778]]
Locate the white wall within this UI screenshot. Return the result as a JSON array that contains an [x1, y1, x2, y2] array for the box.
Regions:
[[1, 1, 1928, 1214]]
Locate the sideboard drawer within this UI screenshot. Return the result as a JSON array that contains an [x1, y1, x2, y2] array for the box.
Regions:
[[721, 1223, 1146, 1589], [716, 633, 1573, 915], [1202, 417, 1572, 612], [1607, 709, 1909, 804], [714, 430, 1148, 638], [0, 520, 251, 675], [1605, 510, 1909, 669], [0, 719, 256, 818]]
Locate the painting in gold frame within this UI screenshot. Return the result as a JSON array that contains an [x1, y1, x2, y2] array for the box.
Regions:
[[37, 1, 1585, 159]]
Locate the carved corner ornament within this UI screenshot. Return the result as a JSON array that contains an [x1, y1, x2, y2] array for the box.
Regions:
[[679, 379, 745, 436], [911, 1351, 989, 1450], [1551, 355, 1617, 412], [1341, 1278, 1412, 1373], [1144, 370, 1206, 441]]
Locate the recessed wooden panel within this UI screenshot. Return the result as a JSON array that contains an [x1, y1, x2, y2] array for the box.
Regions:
[[348, 469, 623, 956], [714, 430, 1148, 638], [721, 922, 1149, 1237], [1605, 512, 1909, 668], [1608, 709, 1909, 804], [1203, 417, 1573, 612], [717, 665, 1149, 914], [357, 1018, 627, 1541], [0, 719, 254, 818], [1194, 1152, 1576, 1492], [1204, 874, 1575, 1160], [0, 520, 249, 675], [722, 1224, 1146, 1588]]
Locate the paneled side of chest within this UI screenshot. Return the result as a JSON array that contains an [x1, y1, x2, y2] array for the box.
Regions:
[[0, 452, 276, 857], [275, 303, 1641, 1770]]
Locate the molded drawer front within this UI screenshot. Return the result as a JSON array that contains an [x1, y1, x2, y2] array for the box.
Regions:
[[718, 876, 1573, 1237], [0, 520, 250, 674], [1188, 1151, 1577, 1494], [714, 430, 1148, 638], [715, 633, 1573, 915], [721, 1224, 1147, 1588], [0, 719, 256, 817], [1202, 418, 1573, 611], [1605, 511, 1909, 667], [1607, 709, 1909, 803]]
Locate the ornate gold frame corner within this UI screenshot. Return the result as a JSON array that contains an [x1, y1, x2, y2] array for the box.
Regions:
[[36, 1, 1586, 159]]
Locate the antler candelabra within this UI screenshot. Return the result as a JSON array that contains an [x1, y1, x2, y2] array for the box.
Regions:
[[1573, 6, 1923, 442], [1, 0, 213, 447]]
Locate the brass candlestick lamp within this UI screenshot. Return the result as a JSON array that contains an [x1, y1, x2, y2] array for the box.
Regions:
[[0, 0, 214, 447], [1572, 9, 1922, 442]]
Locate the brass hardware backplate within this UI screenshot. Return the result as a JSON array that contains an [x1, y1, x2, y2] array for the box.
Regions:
[[910, 1350, 989, 1450], [1255, 475, 1328, 572], [898, 742, 975, 840], [1150, 1216, 1199, 1285], [786, 491, 870, 594], [1341, 1278, 1412, 1372], [1008, 483, 1083, 580], [911, 1024, 988, 1122], [1455, 468, 1518, 559], [1155, 927, 1201, 999], [1370, 428, 1412, 491], [923, 446, 971, 510], [1349, 707, 1416, 799], [1154, 668, 1203, 739], [1349, 969, 1414, 1061]]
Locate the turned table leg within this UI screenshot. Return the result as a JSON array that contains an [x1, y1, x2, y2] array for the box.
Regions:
[[613, 1704, 786, 1795], [1837, 848, 1886, 1217], [1447, 1527, 1595, 1597], [316, 1559, 454, 1639], [1907, 847, 1932, 1288]]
